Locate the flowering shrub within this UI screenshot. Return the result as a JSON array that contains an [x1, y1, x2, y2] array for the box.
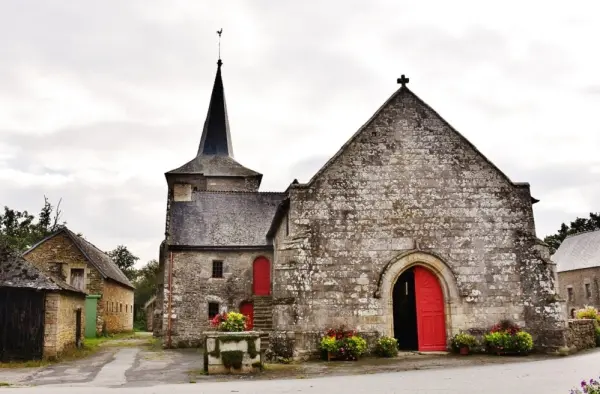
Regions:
[[451, 333, 477, 352], [374, 337, 398, 358], [570, 377, 600, 394], [484, 320, 533, 354], [320, 327, 367, 360], [576, 306, 600, 324], [210, 311, 247, 332]]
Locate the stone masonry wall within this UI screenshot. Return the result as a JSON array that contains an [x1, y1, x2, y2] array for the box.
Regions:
[[558, 267, 600, 316], [24, 233, 106, 333], [43, 292, 85, 359], [272, 88, 565, 354], [102, 280, 134, 333], [567, 319, 597, 351], [160, 250, 272, 347]]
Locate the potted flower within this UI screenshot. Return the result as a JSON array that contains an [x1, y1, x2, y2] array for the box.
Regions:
[[203, 311, 261, 374], [451, 333, 477, 355], [319, 327, 367, 361], [483, 320, 533, 356]]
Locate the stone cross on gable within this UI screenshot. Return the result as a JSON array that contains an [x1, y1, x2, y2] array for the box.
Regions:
[[397, 74, 409, 87]]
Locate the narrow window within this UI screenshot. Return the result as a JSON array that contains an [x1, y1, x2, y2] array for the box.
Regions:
[[126, 305, 128, 313], [567, 287, 574, 302], [70, 268, 85, 291], [285, 214, 289, 236], [112, 302, 114, 312], [208, 302, 220, 319], [585, 283, 592, 299], [212, 260, 223, 278], [120, 303, 123, 313]]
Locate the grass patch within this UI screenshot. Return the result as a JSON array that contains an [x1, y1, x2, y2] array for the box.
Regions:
[[0, 382, 12, 387], [188, 369, 207, 376]]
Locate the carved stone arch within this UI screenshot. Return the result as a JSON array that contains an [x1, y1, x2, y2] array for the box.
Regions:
[[377, 251, 461, 341]]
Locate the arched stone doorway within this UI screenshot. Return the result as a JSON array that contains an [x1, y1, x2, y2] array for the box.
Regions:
[[379, 251, 459, 351]]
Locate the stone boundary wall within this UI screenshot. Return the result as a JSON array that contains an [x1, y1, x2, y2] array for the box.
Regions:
[[567, 319, 596, 351], [267, 330, 380, 361]]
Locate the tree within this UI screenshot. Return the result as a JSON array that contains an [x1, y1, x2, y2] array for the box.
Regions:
[[107, 245, 139, 281], [0, 196, 64, 253], [133, 259, 159, 308], [543, 212, 600, 254]]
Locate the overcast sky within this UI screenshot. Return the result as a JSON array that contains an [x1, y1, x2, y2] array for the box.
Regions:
[[1, 1, 598, 265]]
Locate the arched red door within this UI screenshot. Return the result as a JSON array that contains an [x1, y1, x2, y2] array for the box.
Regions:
[[253, 257, 271, 295], [240, 302, 254, 330], [414, 266, 447, 351]]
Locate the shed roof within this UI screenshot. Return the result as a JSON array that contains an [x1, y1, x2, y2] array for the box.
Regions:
[[553, 229, 600, 272], [170, 191, 285, 247], [0, 249, 83, 293]]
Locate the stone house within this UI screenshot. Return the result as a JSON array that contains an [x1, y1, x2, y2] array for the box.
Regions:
[[0, 248, 86, 361], [23, 227, 135, 336], [554, 230, 600, 317], [155, 59, 566, 357]]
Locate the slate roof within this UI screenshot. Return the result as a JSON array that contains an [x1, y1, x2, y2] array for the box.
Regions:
[[170, 191, 285, 247], [24, 227, 135, 289], [554, 229, 600, 272], [198, 59, 233, 157], [166, 154, 261, 177], [0, 249, 84, 293]]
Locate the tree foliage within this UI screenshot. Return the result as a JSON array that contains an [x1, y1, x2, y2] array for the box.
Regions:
[[543, 212, 600, 253], [107, 245, 139, 281], [133, 259, 159, 307], [0, 196, 64, 253]]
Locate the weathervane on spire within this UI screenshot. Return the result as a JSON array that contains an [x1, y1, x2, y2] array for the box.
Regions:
[[217, 28, 223, 66]]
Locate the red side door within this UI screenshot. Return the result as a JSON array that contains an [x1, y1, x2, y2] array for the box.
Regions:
[[253, 257, 271, 296], [240, 302, 254, 330], [414, 266, 447, 351]]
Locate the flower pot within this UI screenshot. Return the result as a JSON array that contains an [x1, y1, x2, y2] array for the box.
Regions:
[[459, 347, 469, 355]]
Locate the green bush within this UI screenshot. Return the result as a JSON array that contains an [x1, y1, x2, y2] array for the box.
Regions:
[[484, 330, 533, 354], [320, 336, 339, 353], [576, 306, 600, 324], [338, 336, 367, 360], [375, 337, 398, 358], [451, 333, 477, 352], [595, 326, 600, 347]]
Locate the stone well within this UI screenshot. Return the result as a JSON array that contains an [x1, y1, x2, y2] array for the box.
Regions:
[[203, 331, 262, 374]]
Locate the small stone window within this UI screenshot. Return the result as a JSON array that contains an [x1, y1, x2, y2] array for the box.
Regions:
[[70, 268, 85, 291], [120, 303, 123, 313], [585, 283, 592, 299], [212, 260, 223, 278], [567, 286, 574, 302], [208, 302, 220, 319]]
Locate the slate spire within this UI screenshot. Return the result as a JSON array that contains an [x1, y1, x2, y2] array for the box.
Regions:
[[197, 57, 234, 157]]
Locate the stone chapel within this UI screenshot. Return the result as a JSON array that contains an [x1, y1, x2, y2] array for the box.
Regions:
[[155, 57, 567, 358]]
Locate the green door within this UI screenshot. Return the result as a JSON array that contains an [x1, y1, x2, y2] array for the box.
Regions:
[[85, 295, 101, 338]]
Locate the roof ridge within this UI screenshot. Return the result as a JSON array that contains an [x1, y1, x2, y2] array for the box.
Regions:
[[565, 228, 600, 239], [193, 190, 285, 195]]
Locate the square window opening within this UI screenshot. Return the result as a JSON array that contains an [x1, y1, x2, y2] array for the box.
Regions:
[[567, 287, 574, 302], [212, 261, 224, 278], [70, 268, 85, 291]]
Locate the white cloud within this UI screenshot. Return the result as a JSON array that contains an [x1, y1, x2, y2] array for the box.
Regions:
[[0, 0, 598, 262]]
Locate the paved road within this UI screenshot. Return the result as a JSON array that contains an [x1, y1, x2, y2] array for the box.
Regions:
[[2, 348, 599, 393]]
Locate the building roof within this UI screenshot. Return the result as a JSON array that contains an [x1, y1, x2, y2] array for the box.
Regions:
[[166, 60, 260, 179], [198, 59, 233, 157], [166, 154, 261, 178], [170, 191, 285, 248], [0, 248, 84, 294], [24, 227, 135, 289], [554, 229, 600, 272]]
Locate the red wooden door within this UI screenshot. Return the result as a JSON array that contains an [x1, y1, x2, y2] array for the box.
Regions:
[[240, 302, 254, 330], [414, 266, 447, 351], [253, 257, 271, 295]]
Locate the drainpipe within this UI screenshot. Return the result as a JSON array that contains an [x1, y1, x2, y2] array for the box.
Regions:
[[167, 251, 173, 348]]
